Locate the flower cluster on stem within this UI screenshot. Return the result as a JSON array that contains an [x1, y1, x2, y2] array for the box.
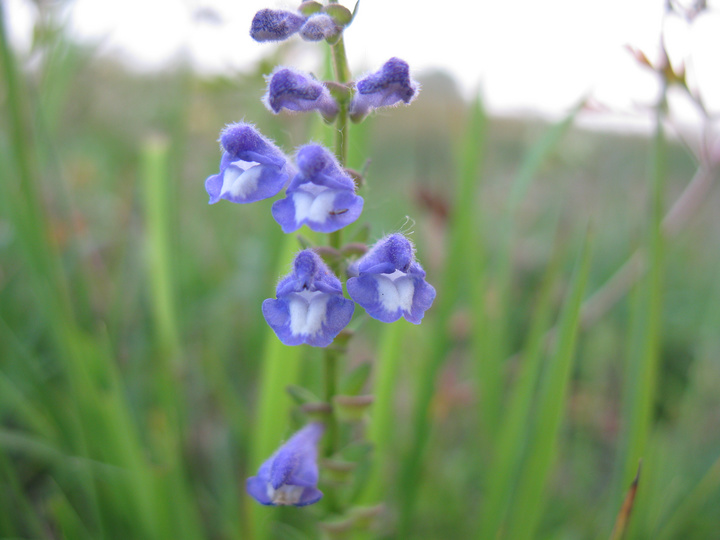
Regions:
[[204, 0, 436, 531]]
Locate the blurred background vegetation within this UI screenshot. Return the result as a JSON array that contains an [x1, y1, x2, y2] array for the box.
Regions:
[[1, 2, 720, 539]]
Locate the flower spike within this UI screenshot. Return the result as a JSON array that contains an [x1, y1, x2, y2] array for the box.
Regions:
[[262, 250, 355, 347], [246, 423, 325, 506], [250, 9, 306, 42], [347, 234, 436, 324], [271, 145, 364, 233], [263, 67, 339, 120], [350, 58, 420, 121], [204, 123, 291, 205]]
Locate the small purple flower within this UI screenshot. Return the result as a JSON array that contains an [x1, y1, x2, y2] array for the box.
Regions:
[[263, 67, 339, 120], [350, 58, 420, 121], [262, 250, 355, 347], [204, 123, 291, 205], [347, 234, 436, 324], [246, 422, 325, 506], [250, 9, 306, 42], [299, 13, 339, 42], [271, 145, 363, 234]]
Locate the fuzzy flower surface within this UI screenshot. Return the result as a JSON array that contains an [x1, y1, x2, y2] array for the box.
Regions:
[[204, 123, 291, 205], [271, 144, 363, 233], [347, 234, 436, 324], [246, 422, 325, 506], [299, 13, 339, 41], [263, 67, 338, 119], [262, 250, 355, 347], [350, 58, 419, 121], [250, 9, 306, 42]]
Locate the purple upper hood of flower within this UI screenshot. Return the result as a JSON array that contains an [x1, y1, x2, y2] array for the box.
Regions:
[[263, 67, 339, 120], [299, 13, 339, 41], [350, 58, 419, 120], [204, 123, 291, 205], [250, 9, 306, 42], [347, 233, 436, 324], [246, 422, 325, 506]]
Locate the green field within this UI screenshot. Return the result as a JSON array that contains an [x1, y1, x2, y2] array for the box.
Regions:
[[1, 7, 720, 540]]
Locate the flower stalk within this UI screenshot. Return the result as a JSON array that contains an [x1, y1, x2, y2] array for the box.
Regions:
[[323, 28, 353, 518], [209, 2, 434, 534]]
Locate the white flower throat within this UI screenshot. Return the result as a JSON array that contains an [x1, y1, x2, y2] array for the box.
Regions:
[[221, 159, 263, 199], [375, 270, 415, 313], [288, 290, 330, 337]]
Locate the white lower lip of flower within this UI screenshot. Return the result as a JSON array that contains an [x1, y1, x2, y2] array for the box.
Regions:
[[267, 483, 304, 505], [221, 160, 262, 199], [292, 189, 336, 225], [375, 271, 414, 314], [288, 290, 330, 337]]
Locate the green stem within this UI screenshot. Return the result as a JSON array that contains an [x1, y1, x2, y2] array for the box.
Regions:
[[323, 349, 339, 457], [319, 31, 353, 518], [330, 36, 350, 168]]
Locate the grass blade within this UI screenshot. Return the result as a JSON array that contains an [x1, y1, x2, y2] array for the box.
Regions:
[[476, 235, 565, 539], [396, 94, 486, 536], [610, 462, 642, 540], [611, 92, 667, 534], [502, 230, 592, 540]]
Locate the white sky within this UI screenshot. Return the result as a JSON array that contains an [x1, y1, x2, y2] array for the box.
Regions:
[[6, 0, 720, 126]]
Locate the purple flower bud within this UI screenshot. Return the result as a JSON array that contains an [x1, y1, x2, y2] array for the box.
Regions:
[[262, 250, 355, 347], [299, 13, 339, 42], [263, 67, 339, 120], [246, 423, 325, 506], [250, 9, 306, 42], [271, 145, 363, 233], [204, 123, 291, 205], [347, 234, 436, 324], [350, 58, 420, 121]]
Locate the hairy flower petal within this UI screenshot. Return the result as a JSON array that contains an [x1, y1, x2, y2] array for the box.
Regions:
[[263, 250, 354, 347], [250, 9, 306, 42], [350, 58, 419, 121], [347, 234, 436, 323], [246, 423, 325, 506], [204, 123, 290, 205], [271, 145, 363, 233]]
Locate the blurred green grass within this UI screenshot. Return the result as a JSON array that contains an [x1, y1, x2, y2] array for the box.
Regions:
[[2, 12, 720, 540]]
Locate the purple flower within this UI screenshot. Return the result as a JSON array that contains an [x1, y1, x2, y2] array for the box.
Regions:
[[246, 422, 325, 506], [262, 250, 355, 347], [350, 58, 420, 121], [250, 9, 306, 42], [299, 13, 339, 42], [204, 123, 291, 205], [271, 145, 363, 234], [263, 67, 339, 120], [347, 234, 436, 324]]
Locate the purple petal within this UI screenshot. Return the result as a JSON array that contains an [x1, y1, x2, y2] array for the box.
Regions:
[[263, 251, 354, 346], [250, 9, 306, 42], [299, 13, 339, 41], [296, 487, 323, 507], [272, 187, 363, 234], [263, 67, 339, 118], [246, 476, 273, 505], [205, 123, 290, 205], [205, 173, 223, 204], [406, 279, 437, 324], [347, 234, 435, 324], [246, 423, 325, 507], [350, 58, 419, 119]]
